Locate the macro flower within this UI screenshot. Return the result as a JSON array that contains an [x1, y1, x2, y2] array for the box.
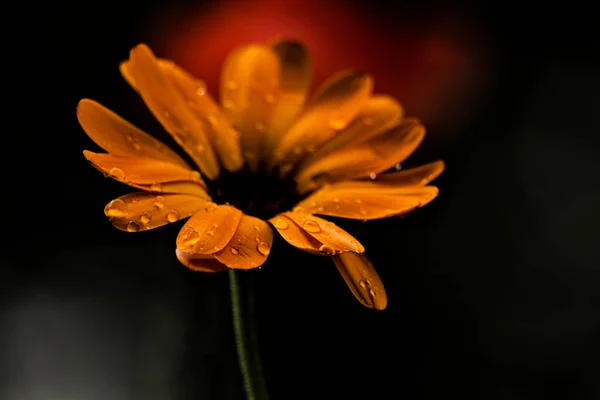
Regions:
[[78, 38, 444, 311]]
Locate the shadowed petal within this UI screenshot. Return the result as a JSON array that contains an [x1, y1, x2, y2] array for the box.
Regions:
[[270, 212, 363, 255], [175, 249, 228, 272], [296, 117, 425, 192], [176, 204, 243, 255], [77, 99, 189, 168], [127, 44, 219, 179], [83, 151, 209, 197], [332, 253, 387, 310], [294, 182, 438, 220], [104, 192, 209, 232], [213, 214, 274, 269], [270, 71, 373, 174], [375, 160, 445, 185]]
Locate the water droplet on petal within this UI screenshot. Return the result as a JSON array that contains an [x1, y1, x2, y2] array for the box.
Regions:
[[181, 227, 200, 247], [293, 206, 304, 213], [359, 280, 368, 288], [394, 163, 402, 171], [140, 212, 152, 225], [153, 196, 165, 209], [150, 182, 163, 192], [105, 199, 127, 217], [317, 206, 324, 212], [131, 140, 142, 151], [274, 218, 288, 230], [167, 209, 180, 222], [303, 220, 321, 233], [109, 167, 125, 180], [369, 172, 377, 180], [359, 208, 367, 215], [204, 202, 217, 211], [318, 244, 335, 255], [126, 221, 140, 232], [257, 241, 271, 256], [230, 247, 239, 255], [196, 82, 207, 96]]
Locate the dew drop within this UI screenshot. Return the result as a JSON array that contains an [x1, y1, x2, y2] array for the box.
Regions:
[[257, 241, 271, 256], [318, 244, 335, 255], [181, 228, 200, 247], [328, 119, 347, 130], [153, 196, 165, 209], [359, 208, 367, 216], [204, 202, 218, 211], [150, 182, 163, 192], [140, 212, 152, 225], [131, 196, 140, 204], [109, 167, 125, 180], [274, 218, 288, 230], [317, 206, 324, 212], [394, 163, 402, 171], [196, 82, 207, 96], [126, 221, 140, 232], [303, 220, 321, 233], [167, 209, 180, 222], [293, 206, 305, 213], [104, 199, 127, 217], [369, 288, 377, 298], [369, 172, 377, 180], [131, 140, 142, 151], [230, 247, 239, 255], [359, 280, 368, 289]]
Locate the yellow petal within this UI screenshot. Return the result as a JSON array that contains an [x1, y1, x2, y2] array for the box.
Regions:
[[176, 204, 243, 255], [295, 182, 439, 220], [104, 192, 209, 232], [262, 39, 312, 159], [375, 160, 445, 186], [332, 253, 387, 310], [213, 214, 273, 269], [159, 61, 243, 172], [272, 212, 364, 255], [220, 45, 280, 169], [298, 95, 403, 169], [77, 99, 189, 169], [83, 151, 209, 197], [270, 71, 373, 174], [296, 118, 425, 193], [127, 44, 219, 179], [175, 249, 228, 273]]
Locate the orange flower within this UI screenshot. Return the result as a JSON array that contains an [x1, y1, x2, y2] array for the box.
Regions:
[[78, 39, 444, 311]]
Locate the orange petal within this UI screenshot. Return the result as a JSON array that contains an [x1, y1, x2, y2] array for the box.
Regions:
[[271, 212, 364, 255], [375, 160, 445, 186], [119, 61, 136, 90], [175, 249, 228, 273], [159, 61, 243, 172], [104, 192, 209, 232], [176, 204, 243, 255], [213, 214, 274, 269], [77, 99, 189, 169], [220, 44, 280, 170], [294, 182, 438, 220], [296, 118, 425, 193], [127, 44, 219, 179], [298, 95, 403, 170], [270, 71, 373, 174], [332, 253, 387, 310], [262, 39, 312, 159], [83, 151, 209, 197]]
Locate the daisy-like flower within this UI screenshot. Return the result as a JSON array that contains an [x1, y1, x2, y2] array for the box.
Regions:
[[78, 38, 443, 311]]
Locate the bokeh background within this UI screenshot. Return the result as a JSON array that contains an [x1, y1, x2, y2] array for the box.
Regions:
[[2, 0, 599, 399]]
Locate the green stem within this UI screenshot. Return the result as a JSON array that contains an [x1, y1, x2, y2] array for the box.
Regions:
[[228, 270, 269, 400]]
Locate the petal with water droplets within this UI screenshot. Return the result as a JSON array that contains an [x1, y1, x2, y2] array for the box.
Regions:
[[127, 44, 219, 179], [270, 71, 373, 173], [296, 118, 425, 192], [269, 214, 325, 255], [213, 214, 273, 269], [77, 99, 189, 169], [104, 192, 208, 232], [175, 249, 228, 273], [294, 182, 438, 220], [176, 205, 242, 255], [220, 45, 280, 170], [332, 253, 387, 310], [375, 160, 445, 186]]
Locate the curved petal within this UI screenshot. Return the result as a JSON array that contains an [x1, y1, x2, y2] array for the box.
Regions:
[[176, 204, 243, 255], [213, 214, 273, 269], [299, 95, 403, 170], [220, 44, 280, 169], [77, 99, 189, 169], [159, 61, 243, 172], [270, 212, 364, 255], [294, 182, 438, 220], [104, 192, 209, 232], [262, 39, 312, 159], [270, 71, 373, 174], [375, 160, 445, 185], [296, 118, 425, 193], [127, 44, 219, 179], [332, 253, 387, 310], [83, 151, 209, 197], [176, 249, 228, 273]]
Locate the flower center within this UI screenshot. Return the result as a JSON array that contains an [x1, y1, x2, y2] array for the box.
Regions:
[[206, 164, 302, 220]]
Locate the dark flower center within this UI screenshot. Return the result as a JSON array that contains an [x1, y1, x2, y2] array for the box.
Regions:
[[206, 163, 303, 220]]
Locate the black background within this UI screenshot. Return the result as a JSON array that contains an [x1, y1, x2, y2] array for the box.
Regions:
[[1, 0, 599, 399]]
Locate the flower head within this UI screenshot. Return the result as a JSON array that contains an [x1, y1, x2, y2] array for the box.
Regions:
[[78, 38, 444, 310]]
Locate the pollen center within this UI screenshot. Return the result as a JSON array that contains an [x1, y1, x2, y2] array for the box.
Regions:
[[206, 164, 302, 220]]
